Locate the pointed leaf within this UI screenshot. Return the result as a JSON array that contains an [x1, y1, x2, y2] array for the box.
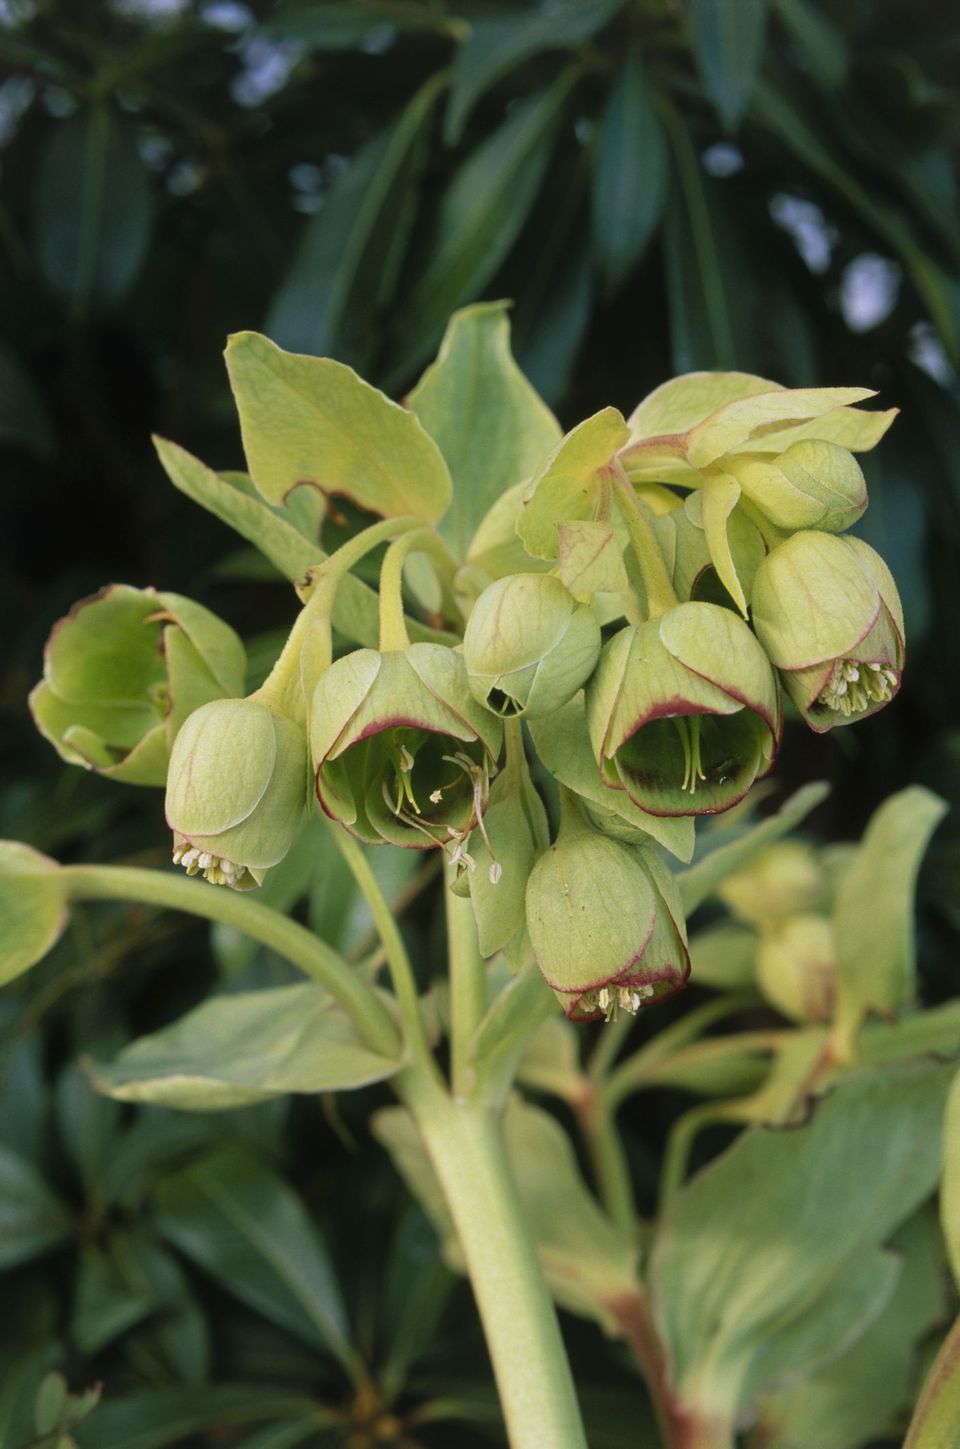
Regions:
[[687, 0, 769, 130], [445, 0, 622, 144], [91, 984, 403, 1110], [408, 302, 561, 558], [904, 1314, 960, 1449], [833, 787, 947, 1037], [266, 72, 445, 367], [388, 76, 572, 384], [651, 1060, 954, 1421], [153, 1145, 354, 1369], [225, 332, 452, 524], [0, 1145, 74, 1269], [592, 51, 667, 293], [33, 108, 151, 312]]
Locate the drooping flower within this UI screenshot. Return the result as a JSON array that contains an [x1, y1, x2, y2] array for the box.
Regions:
[[586, 602, 781, 816], [750, 532, 904, 731]]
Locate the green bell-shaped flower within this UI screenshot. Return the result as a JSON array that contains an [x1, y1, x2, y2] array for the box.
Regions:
[[717, 841, 824, 926], [750, 531, 904, 731], [0, 841, 68, 985], [756, 912, 836, 1023], [311, 644, 502, 853], [586, 602, 781, 817], [30, 585, 246, 785], [165, 696, 308, 889], [525, 799, 688, 1022], [463, 574, 601, 719]]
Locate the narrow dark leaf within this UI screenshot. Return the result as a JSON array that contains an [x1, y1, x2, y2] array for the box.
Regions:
[[592, 51, 667, 295], [687, 0, 770, 129]]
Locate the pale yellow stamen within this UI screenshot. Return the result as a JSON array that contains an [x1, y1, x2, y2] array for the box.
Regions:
[[819, 659, 898, 717]]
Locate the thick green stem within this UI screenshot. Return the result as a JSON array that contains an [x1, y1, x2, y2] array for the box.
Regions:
[[446, 879, 487, 1099], [612, 472, 679, 620], [399, 1067, 588, 1449], [328, 827, 437, 1073], [378, 528, 461, 652], [60, 864, 400, 1058]]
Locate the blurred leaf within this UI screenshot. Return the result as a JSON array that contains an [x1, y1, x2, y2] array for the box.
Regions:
[[688, 922, 757, 991], [267, 72, 446, 369], [91, 983, 403, 1110], [33, 108, 152, 315], [752, 81, 960, 363], [408, 301, 561, 557], [516, 1012, 583, 1102], [55, 1060, 121, 1204], [0, 1145, 73, 1270], [225, 331, 452, 524], [153, 1144, 355, 1370], [515, 220, 593, 406], [942, 1068, 960, 1292], [0, 344, 55, 461], [265, 1, 465, 48], [379, 1207, 456, 1398], [445, 0, 622, 144], [651, 1059, 954, 1424], [72, 1385, 319, 1449], [662, 108, 736, 370], [0, 1017, 47, 1163], [773, 0, 847, 88], [904, 1313, 960, 1449], [591, 51, 667, 295], [71, 1241, 155, 1356], [389, 74, 574, 384], [756, 1211, 948, 1449], [678, 781, 830, 915], [833, 787, 947, 1040], [687, 0, 769, 129]]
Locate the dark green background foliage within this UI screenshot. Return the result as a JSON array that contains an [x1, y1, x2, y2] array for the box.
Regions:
[[1, 1, 959, 1444]]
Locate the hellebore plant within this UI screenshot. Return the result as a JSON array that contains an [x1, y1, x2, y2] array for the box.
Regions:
[[8, 307, 952, 1449]]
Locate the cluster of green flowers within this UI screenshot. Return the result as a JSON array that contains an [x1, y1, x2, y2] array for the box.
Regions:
[[30, 360, 903, 1022]]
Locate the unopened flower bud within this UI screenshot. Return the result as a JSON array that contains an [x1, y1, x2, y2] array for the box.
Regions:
[[756, 912, 835, 1023], [0, 841, 68, 984], [311, 644, 502, 854], [165, 697, 307, 889], [30, 585, 245, 785], [525, 804, 688, 1021], [725, 440, 867, 534], [463, 574, 601, 720], [586, 602, 780, 817], [717, 842, 824, 926], [751, 532, 904, 732]]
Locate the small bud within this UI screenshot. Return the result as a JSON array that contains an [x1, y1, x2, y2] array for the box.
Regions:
[[586, 602, 781, 816], [525, 807, 689, 1021], [0, 841, 68, 985], [751, 532, 904, 732], [725, 440, 867, 534], [30, 585, 245, 786], [756, 912, 836, 1023], [165, 697, 307, 889], [463, 574, 601, 719], [311, 644, 502, 852], [717, 842, 824, 926]]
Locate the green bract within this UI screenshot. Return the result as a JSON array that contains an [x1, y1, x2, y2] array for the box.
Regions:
[[586, 601, 781, 817], [0, 841, 68, 985], [463, 574, 601, 719], [751, 531, 905, 732], [30, 584, 245, 785], [311, 644, 502, 852], [165, 697, 308, 889], [525, 809, 688, 1021]]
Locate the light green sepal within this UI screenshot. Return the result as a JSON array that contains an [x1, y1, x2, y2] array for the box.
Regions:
[[225, 331, 452, 524], [517, 407, 630, 559], [0, 841, 68, 986], [726, 440, 867, 533], [701, 472, 748, 616]]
